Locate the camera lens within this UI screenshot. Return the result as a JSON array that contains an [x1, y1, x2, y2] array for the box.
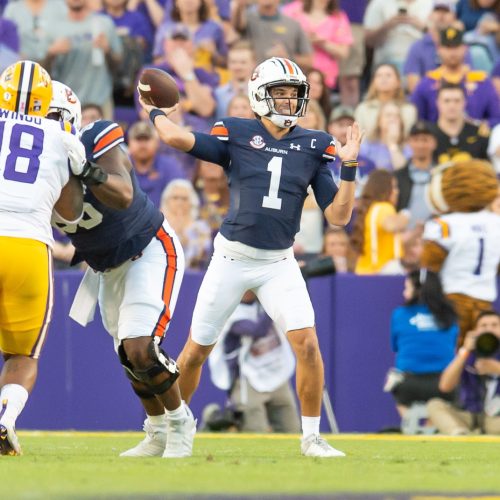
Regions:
[[475, 332, 500, 358]]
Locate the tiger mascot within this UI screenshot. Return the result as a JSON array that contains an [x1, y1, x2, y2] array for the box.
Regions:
[[422, 159, 500, 346]]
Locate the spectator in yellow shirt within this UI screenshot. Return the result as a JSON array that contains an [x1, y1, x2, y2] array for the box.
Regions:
[[350, 170, 410, 274]]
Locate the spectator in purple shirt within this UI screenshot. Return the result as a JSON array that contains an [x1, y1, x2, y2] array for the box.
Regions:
[[404, 0, 473, 93], [0, 18, 19, 73], [411, 27, 500, 127], [103, 0, 154, 57], [128, 121, 187, 208], [137, 24, 217, 120], [103, 0, 154, 103], [135, 24, 218, 178], [428, 310, 500, 435], [153, 0, 228, 69], [493, 58, 500, 99], [126, 0, 167, 39], [359, 101, 413, 171]]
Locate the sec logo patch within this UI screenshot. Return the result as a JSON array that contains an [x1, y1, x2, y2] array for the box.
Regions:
[[250, 135, 266, 149]]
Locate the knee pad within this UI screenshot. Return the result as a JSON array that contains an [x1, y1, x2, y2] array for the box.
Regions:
[[118, 340, 180, 395], [130, 382, 156, 400]]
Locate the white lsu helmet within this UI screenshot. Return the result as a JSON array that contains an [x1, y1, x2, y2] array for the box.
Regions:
[[47, 81, 82, 130], [248, 57, 309, 129]]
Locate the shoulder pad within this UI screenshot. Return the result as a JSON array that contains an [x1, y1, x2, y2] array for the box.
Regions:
[[81, 120, 125, 159]]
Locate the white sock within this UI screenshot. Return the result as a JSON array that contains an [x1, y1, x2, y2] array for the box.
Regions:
[[166, 402, 187, 421], [0, 384, 29, 424], [301, 416, 320, 438], [147, 413, 167, 427]]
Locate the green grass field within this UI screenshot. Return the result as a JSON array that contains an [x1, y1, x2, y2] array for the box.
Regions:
[[3, 432, 500, 498]]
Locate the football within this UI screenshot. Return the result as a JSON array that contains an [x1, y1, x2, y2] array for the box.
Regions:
[[137, 68, 180, 108]]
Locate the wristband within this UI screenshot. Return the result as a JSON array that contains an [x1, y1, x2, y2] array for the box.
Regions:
[[340, 161, 358, 182], [149, 108, 167, 124], [458, 347, 470, 360]]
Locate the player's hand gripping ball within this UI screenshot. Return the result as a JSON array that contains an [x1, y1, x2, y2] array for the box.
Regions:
[[137, 68, 180, 108]]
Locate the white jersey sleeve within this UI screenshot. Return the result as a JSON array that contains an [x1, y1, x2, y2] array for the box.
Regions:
[[424, 211, 500, 301], [0, 112, 72, 247]]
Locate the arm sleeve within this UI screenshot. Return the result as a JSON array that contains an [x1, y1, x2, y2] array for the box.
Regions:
[[310, 164, 339, 212], [189, 132, 231, 169]]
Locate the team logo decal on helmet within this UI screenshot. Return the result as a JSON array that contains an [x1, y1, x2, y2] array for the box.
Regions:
[[0, 60, 52, 117], [47, 81, 82, 130], [248, 57, 310, 129]]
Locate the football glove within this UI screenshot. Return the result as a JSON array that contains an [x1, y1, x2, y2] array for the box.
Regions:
[[61, 132, 107, 185], [61, 132, 87, 176]]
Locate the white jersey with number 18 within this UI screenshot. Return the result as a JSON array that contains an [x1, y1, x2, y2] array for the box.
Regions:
[[0, 110, 73, 247], [423, 210, 500, 302]]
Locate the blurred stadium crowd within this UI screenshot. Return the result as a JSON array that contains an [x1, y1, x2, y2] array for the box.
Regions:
[[1, 0, 498, 273]]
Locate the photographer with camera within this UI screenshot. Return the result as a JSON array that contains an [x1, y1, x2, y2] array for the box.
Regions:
[[427, 311, 500, 435], [206, 291, 300, 433]]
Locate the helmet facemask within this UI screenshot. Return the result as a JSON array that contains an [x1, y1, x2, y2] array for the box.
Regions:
[[263, 82, 309, 128]]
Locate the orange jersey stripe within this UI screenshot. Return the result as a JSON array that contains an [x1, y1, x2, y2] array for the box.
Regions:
[[435, 218, 450, 238], [152, 227, 178, 338], [325, 145, 336, 155], [210, 126, 229, 136], [283, 59, 295, 75], [93, 127, 123, 154]]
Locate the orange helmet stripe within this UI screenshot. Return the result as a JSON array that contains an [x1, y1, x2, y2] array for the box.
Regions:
[[283, 58, 295, 75]]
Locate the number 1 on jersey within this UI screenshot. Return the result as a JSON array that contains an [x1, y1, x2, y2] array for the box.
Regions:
[[262, 156, 283, 210], [473, 237, 485, 275]]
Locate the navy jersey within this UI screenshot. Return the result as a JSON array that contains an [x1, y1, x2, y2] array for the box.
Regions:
[[190, 118, 338, 250], [55, 120, 164, 271]]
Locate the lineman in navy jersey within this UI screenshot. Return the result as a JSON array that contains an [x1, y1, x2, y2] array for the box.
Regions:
[[48, 83, 196, 459], [139, 57, 363, 457]]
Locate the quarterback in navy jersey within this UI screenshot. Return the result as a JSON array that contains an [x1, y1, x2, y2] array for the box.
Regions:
[[140, 57, 363, 458], [48, 82, 196, 459]]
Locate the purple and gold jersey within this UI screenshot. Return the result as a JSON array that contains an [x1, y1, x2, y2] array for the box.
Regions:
[[55, 120, 163, 271], [190, 117, 338, 250], [411, 68, 500, 127]]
